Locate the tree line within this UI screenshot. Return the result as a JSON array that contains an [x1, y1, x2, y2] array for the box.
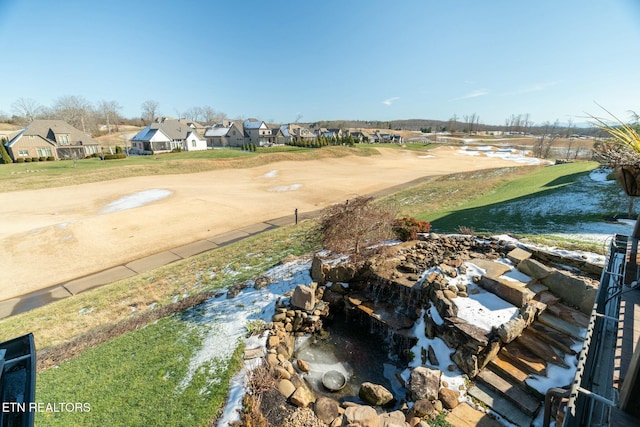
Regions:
[[3, 97, 227, 136]]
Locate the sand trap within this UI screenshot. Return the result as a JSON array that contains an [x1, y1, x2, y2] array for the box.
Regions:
[[0, 146, 539, 300]]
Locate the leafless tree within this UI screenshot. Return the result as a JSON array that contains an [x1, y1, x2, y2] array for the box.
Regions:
[[52, 95, 94, 132], [141, 100, 160, 124], [534, 120, 560, 158], [98, 100, 122, 133], [448, 114, 458, 133], [317, 196, 397, 259], [11, 97, 43, 123]]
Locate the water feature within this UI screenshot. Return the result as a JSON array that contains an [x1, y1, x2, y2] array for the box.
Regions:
[[294, 310, 406, 406]]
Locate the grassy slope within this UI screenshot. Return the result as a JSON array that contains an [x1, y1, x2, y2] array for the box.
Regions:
[[36, 316, 243, 426], [1, 147, 615, 426]]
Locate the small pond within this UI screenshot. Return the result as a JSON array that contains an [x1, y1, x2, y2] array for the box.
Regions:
[[294, 311, 406, 407]]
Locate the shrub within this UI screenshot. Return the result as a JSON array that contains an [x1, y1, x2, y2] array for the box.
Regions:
[[24, 157, 32, 162], [39, 156, 46, 162], [46, 156, 55, 161], [393, 217, 432, 241], [31, 157, 39, 162], [15, 158, 25, 163], [103, 153, 127, 160]]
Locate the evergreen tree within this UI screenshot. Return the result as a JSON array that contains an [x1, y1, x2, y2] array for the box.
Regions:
[[0, 141, 12, 164]]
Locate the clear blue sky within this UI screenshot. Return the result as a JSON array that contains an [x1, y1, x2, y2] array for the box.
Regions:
[[1, 0, 639, 126]]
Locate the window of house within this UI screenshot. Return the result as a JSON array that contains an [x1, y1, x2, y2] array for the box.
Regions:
[[191, 140, 196, 147], [58, 134, 69, 145], [36, 147, 52, 157], [18, 150, 29, 156]]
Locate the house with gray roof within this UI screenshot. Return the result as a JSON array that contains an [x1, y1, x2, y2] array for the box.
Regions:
[[130, 118, 207, 153], [204, 120, 245, 147], [4, 119, 101, 161]]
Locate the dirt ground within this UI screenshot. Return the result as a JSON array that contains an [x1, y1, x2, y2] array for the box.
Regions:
[[0, 146, 533, 301]]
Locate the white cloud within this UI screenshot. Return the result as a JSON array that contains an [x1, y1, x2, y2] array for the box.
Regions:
[[501, 81, 559, 96], [451, 89, 489, 101], [382, 96, 400, 106]]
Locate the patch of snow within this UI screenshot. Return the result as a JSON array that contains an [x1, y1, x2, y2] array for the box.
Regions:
[[526, 353, 578, 395], [99, 189, 172, 214], [403, 311, 468, 397], [177, 258, 312, 425], [267, 184, 302, 192], [261, 170, 278, 178], [418, 155, 435, 159]]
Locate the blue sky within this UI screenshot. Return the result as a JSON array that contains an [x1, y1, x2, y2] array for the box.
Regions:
[[0, 0, 639, 126]]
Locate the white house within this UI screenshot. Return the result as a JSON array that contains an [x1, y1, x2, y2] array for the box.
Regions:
[[131, 118, 206, 153]]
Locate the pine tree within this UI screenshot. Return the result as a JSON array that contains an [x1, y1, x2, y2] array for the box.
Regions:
[[0, 141, 12, 164]]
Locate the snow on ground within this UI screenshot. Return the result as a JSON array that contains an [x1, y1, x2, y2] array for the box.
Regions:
[[456, 145, 549, 165], [99, 189, 172, 214], [176, 257, 312, 426], [267, 184, 302, 192], [261, 170, 278, 178]]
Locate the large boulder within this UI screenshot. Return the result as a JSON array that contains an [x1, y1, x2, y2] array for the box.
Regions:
[[359, 382, 394, 406], [344, 405, 380, 427], [291, 285, 315, 311], [313, 396, 340, 424], [289, 385, 316, 408], [439, 388, 460, 409], [408, 367, 441, 401]]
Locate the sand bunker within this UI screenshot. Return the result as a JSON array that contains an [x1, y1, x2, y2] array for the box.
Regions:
[[0, 146, 541, 300]]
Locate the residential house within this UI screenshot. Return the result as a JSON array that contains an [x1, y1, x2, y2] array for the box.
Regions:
[[279, 125, 292, 145], [130, 118, 207, 153], [287, 124, 316, 144], [4, 119, 101, 161], [348, 131, 370, 143], [204, 120, 245, 148], [243, 118, 275, 146], [178, 118, 206, 136]]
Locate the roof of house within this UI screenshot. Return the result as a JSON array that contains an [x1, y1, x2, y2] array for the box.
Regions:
[[243, 118, 265, 130], [7, 119, 100, 147], [204, 126, 231, 137], [132, 119, 195, 142], [279, 125, 291, 137]]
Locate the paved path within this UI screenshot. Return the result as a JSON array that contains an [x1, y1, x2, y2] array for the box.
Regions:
[[0, 175, 436, 320]]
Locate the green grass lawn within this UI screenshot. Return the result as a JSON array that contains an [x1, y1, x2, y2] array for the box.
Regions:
[[35, 315, 243, 426]]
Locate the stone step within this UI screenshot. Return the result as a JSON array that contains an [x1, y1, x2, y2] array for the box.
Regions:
[[500, 342, 547, 376], [445, 402, 503, 427], [468, 383, 535, 427], [487, 352, 530, 384], [516, 330, 569, 368], [475, 369, 541, 417], [528, 322, 579, 355], [544, 301, 590, 329], [538, 311, 587, 341], [533, 290, 561, 307]]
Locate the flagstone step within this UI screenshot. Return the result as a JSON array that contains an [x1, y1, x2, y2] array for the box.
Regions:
[[543, 301, 590, 329], [475, 369, 541, 417], [487, 352, 530, 384], [468, 383, 535, 427], [538, 311, 587, 341], [516, 329, 569, 368], [527, 322, 579, 355], [533, 290, 561, 306], [500, 342, 547, 376]]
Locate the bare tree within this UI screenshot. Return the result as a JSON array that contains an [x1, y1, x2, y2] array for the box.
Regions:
[[141, 100, 160, 124], [98, 100, 122, 133], [11, 98, 42, 123], [534, 120, 560, 158], [448, 114, 458, 133], [52, 95, 94, 132], [317, 196, 397, 259]]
